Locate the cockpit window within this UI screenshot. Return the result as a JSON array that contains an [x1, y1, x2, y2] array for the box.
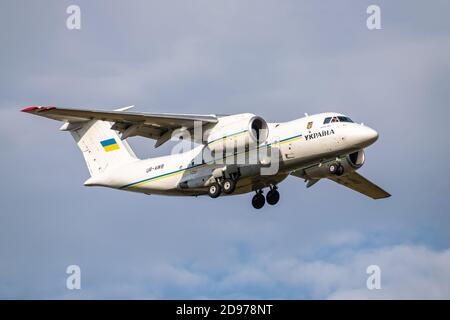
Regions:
[[338, 116, 353, 123], [324, 116, 353, 124]]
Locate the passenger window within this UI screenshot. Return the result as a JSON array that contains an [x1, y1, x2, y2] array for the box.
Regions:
[[323, 117, 331, 124]]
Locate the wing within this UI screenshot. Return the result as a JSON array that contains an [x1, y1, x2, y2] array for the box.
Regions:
[[21, 106, 219, 147], [328, 171, 391, 199], [290, 170, 390, 199]]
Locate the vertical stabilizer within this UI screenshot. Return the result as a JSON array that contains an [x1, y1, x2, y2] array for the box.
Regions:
[[69, 120, 137, 176]]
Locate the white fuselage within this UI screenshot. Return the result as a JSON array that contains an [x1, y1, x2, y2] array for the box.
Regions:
[[84, 112, 378, 196]]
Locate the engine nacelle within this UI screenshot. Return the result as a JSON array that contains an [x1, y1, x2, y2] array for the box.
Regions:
[[303, 150, 365, 179], [205, 113, 269, 155]]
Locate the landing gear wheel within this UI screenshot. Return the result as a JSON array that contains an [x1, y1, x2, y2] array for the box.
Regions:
[[222, 179, 236, 194], [208, 183, 221, 198], [329, 163, 339, 174], [252, 192, 265, 209], [336, 164, 345, 176], [266, 189, 280, 205]]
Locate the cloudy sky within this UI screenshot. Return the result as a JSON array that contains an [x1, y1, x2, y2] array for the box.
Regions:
[[1, 0, 450, 299]]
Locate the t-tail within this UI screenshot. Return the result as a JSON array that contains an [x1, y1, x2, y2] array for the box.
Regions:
[[21, 106, 138, 177]]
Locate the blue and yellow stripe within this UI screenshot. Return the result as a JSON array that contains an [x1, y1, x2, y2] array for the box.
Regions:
[[101, 138, 120, 152], [278, 134, 303, 145], [207, 130, 248, 145], [120, 163, 207, 189]]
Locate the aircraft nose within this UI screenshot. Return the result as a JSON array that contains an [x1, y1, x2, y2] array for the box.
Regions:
[[360, 126, 379, 146]]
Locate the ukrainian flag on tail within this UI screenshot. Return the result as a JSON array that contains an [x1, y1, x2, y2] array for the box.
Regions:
[[100, 138, 120, 152]]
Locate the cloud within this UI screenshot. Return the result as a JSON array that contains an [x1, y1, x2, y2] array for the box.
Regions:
[[325, 245, 450, 299], [59, 244, 450, 299], [200, 244, 450, 299]]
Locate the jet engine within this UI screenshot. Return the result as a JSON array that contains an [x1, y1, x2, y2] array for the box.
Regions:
[[303, 149, 365, 179], [205, 113, 269, 155]]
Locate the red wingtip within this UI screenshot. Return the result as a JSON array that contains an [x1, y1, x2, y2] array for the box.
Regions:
[[21, 106, 56, 112], [21, 106, 40, 112]]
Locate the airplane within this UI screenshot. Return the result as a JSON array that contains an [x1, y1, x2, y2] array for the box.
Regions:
[[21, 106, 390, 209]]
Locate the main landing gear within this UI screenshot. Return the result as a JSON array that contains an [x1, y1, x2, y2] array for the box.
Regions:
[[207, 176, 280, 210], [208, 182, 222, 198], [251, 185, 280, 209], [208, 177, 237, 198], [329, 162, 344, 176], [252, 191, 265, 209], [222, 178, 236, 194], [266, 187, 280, 206]]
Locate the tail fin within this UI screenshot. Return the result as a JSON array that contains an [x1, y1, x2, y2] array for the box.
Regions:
[[21, 106, 138, 177], [68, 120, 137, 176]]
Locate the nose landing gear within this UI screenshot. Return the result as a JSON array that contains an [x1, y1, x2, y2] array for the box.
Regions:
[[329, 162, 344, 176]]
